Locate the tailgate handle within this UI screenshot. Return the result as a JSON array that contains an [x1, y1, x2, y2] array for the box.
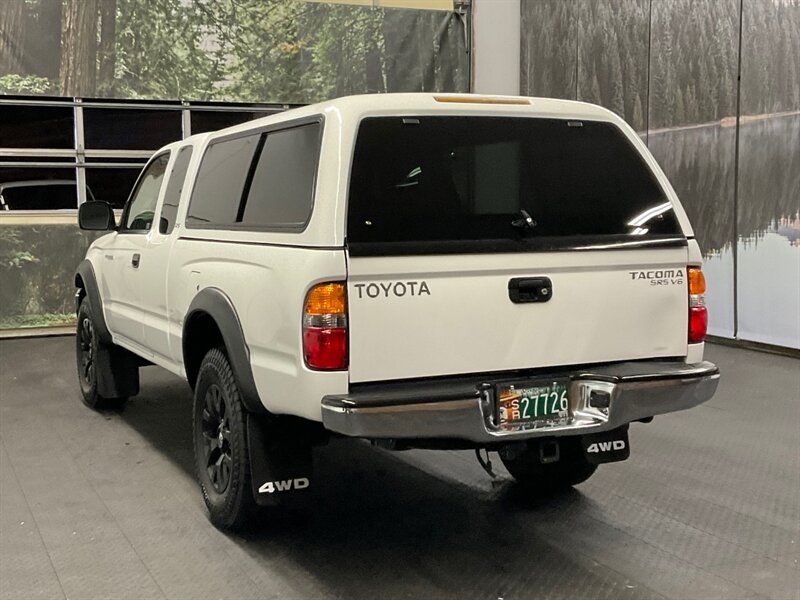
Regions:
[[508, 277, 552, 303]]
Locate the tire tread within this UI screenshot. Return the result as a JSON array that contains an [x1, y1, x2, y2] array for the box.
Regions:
[[193, 347, 257, 531], [76, 298, 126, 410]]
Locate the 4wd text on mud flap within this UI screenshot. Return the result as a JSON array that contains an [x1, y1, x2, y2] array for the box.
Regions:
[[258, 478, 310, 493], [586, 440, 626, 453]]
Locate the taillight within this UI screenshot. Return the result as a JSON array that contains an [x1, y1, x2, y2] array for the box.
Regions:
[[303, 282, 347, 370], [688, 267, 707, 344]]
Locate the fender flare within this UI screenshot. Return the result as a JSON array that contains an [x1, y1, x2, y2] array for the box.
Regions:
[[75, 260, 112, 344], [183, 288, 266, 415], [75, 260, 139, 397]]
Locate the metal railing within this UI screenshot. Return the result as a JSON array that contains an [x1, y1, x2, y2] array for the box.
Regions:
[[0, 96, 298, 217]]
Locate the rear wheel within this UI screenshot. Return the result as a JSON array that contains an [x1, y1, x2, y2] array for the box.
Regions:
[[193, 348, 257, 531], [500, 437, 597, 494], [76, 299, 126, 409]]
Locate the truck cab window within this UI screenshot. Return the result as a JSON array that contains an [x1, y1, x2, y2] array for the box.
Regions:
[[159, 146, 194, 234], [122, 153, 170, 232]]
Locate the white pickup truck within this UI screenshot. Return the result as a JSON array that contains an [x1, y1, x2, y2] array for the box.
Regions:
[[75, 93, 719, 530]]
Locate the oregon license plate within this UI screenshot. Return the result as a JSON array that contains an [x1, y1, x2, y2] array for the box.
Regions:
[[497, 380, 570, 427]]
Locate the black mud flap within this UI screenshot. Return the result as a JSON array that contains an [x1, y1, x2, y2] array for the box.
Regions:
[[581, 425, 631, 465], [95, 344, 139, 399], [247, 415, 315, 508]]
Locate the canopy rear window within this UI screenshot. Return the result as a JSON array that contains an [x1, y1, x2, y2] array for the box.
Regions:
[[347, 117, 682, 254]]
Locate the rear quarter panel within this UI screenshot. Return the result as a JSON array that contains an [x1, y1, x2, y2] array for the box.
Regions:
[[168, 238, 348, 421], [163, 113, 350, 421]]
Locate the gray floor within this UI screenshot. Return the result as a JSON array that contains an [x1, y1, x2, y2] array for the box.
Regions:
[[0, 338, 798, 600]]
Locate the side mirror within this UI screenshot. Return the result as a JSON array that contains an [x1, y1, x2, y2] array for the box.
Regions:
[[78, 201, 115, 231]]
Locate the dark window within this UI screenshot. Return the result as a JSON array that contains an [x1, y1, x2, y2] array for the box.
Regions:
[[186, 135, 259, 227], [0, 168, 77, 210], [159, 146, 193, 234], [122, 153, 170, 232], [241, 123, 320, 228], [85, 167, 145, 209], [83, 108, 182, 150], [347, 117, 681, 251], [191, 111, 260, 135], [0, 106, 75, 149], [0, 181, 76, 210]]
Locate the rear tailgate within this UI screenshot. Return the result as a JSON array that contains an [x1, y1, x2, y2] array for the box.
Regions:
[[347, 249, 688, 383], [345, 115, 689, 384]]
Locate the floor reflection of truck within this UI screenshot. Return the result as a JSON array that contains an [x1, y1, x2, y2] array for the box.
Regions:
[[0, 180, 95, 211]]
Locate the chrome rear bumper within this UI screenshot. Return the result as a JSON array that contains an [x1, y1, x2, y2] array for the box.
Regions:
[[321, 361, 719, 444]]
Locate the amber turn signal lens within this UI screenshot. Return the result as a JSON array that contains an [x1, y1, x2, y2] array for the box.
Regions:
[[305, 282, 346, 316], [688, 267, 706, 295]]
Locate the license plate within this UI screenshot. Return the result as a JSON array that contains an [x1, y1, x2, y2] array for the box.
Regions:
[[497, 380, 570, 427]]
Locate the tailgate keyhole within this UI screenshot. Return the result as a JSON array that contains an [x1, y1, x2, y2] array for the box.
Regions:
[[508, 277, 553, 303]]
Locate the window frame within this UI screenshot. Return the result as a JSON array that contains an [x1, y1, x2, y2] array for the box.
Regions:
[[184, 114, 324, 233], [119, 151, 172, 234], [158, 145, 194, 235]]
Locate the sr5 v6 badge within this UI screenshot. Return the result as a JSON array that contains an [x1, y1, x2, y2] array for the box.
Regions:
[[581, 426, 631, 465]]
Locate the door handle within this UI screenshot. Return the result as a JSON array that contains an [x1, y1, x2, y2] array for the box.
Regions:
[[508, 277, 552, 303], [131, 253, 140, 268]]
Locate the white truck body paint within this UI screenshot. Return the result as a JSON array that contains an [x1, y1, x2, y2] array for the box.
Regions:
[[82, 93, 706, 422]]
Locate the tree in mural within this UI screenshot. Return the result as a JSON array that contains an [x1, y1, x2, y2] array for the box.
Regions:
[[97, 0, 116, 94], [520, 0, 577, 104], [0, 0, 27, 76], [59, 0, 97, 96], [2, 0, 62, 94]]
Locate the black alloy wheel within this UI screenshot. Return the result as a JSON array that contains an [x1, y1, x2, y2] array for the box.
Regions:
[[78, 314, 95, 391], [192, 347, 257, 530], [76, 298, 127, 409], [200, 384, 234, 494]]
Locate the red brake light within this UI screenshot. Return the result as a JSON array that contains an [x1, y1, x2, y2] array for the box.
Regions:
[[687, 267, 707, 344], [303, 282, 347, 370], [303, 328, 348, 370], [688, 305, 708, 344]]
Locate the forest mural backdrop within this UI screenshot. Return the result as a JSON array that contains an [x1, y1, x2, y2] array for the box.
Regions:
[[521, 0, 800, 349], [0, 0, 467, 330], [0, 0, 468, 102]]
